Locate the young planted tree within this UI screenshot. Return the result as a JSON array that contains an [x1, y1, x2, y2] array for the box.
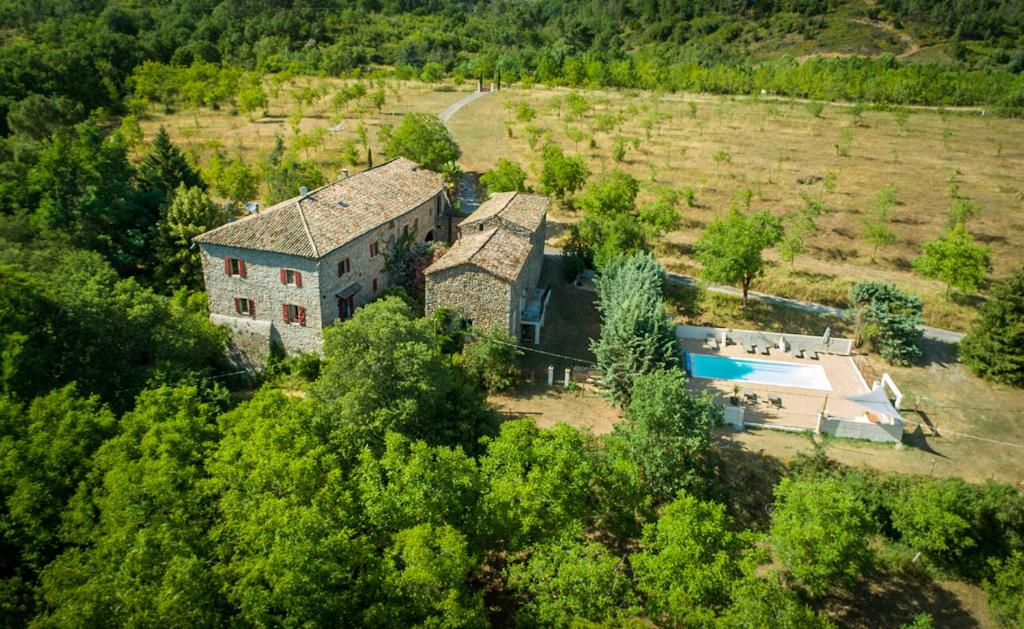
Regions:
[[960, 268, 1024, 386], [381, 113, 461, 172], [479, 158, 527, 194], [861, 183, 899, 263], [913, 224, 991, 295], [947, 197, 981, 228], [693, 208, 783, 306], [538, 143, 589, 205], [590, 253, 679, 402]]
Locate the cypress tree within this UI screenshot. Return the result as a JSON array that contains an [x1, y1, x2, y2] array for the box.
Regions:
[[590, 253, 680, 403]]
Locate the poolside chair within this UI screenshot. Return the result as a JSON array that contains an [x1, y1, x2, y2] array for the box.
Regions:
[[705, 335, 718, 350], [768, 393, 782, 408], [807, 350, 819, 360], [759, 344, 770, 355], [743, 342, 755, 354], [743, 389, 757, 404], [793, 348, 806, 359]]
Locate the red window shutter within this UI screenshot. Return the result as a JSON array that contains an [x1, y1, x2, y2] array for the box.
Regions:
[[282, 304, 290, 323], [372, 278, 378, 292], [348, 295, 355, 317], [298, 306, 306, 326], [280, 268, 286, 284], [234, 298, 240, 313], [224, 257, 231, 275], [248, 299, 255, 317], [295, 271, 302, 288], [346, 258, 350, 273], [337, 261, 343, 276], [239, 260, 247, 278]]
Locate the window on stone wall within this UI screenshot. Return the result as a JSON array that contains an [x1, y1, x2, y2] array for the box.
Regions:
[[338, 257, 351, 276], [370, 241, 379, 257], [234, 298, 254, 316], [224, 257, 246, 277], [282, 304, 306, 326]]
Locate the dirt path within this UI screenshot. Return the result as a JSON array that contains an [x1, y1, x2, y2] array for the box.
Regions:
[[438, 90, 485, 123], [855, 17, 922, 59]]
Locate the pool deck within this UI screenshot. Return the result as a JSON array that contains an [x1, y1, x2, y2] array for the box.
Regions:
[[681, 339, 871, 431]]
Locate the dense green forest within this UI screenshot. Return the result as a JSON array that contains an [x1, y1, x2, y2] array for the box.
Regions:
[[2, 0, 1024, 136]]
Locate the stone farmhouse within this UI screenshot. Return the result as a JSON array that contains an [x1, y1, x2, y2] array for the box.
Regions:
[[194, 157, 450, 363], [425, 191, 551, 343]]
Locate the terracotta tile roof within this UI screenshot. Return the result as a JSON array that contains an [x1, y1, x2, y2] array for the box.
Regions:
[[425, 227, 532, 283], [459, 191, 549, 234], [194, 157, 442, 258]]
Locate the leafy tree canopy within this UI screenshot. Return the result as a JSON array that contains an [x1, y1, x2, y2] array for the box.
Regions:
[[913, 223, 991, 295], [381, 113, 461, 172], [694, 207, 783, 306], [479, 157, 527, 194]]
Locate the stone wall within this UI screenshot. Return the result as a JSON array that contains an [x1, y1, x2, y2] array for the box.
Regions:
[[425, 268, 512, 335], [200, 192, 449, 357], [317, 194, 444, 326], [200, 244, 323, 355]]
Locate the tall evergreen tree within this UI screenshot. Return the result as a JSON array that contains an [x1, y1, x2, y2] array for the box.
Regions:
[[960, 269, 1024, 386], [137, 127, 204, 204], [591, 253, 679, 403], [155, 184, 228, 291]]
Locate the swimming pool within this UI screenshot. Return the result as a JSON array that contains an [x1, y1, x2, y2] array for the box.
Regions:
[[686, 352, 832, 391]]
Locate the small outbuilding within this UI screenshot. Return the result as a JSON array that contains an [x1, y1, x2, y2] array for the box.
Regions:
[[425, 191, 550, 342]]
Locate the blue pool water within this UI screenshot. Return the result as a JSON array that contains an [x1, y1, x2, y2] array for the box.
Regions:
[[686, 353, 832, 391]]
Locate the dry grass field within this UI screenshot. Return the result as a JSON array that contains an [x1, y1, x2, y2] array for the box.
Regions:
[[140, 77, 1024, 332]]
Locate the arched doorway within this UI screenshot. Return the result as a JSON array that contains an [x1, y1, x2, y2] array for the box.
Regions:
[[425, 230, 434, 242]]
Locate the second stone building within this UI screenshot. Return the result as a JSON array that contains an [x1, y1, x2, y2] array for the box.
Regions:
[[425, 191, 551, 343]]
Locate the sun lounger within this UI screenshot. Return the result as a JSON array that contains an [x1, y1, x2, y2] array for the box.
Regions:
[[743, 389, 757, 404], [768, 393, 782, 408], [743, 342, 755, 354], [807, 350, 818, 360], [759, 345, 770, 355], [793, 348, 806, 359], [705, 335, 718, 350]]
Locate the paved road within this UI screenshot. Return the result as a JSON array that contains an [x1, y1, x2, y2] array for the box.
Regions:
[[544, 246, 966, 344], [438, 91, 484, 123]]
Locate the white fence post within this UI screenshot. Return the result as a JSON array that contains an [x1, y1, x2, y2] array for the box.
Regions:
[[547, 365, 554, 386]]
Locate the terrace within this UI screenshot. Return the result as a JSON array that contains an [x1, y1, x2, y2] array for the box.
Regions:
[[678, 326, 904, 442]]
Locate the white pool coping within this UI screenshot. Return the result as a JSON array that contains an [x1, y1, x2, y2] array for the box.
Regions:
[[687, 353, 834, 392]]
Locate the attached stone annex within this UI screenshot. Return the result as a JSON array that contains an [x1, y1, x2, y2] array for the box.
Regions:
[[424, 191, 550, 343], [194, 157, 451, 365]]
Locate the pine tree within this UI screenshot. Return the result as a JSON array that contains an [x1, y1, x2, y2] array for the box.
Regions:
[[138, 127, 204, 204], [960, 269, 1024, 386]]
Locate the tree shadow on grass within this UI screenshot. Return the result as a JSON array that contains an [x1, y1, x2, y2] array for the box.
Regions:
[[916, 336, 959, 368], [820, 568, 978, 629], [710, 429, 789, 531]]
